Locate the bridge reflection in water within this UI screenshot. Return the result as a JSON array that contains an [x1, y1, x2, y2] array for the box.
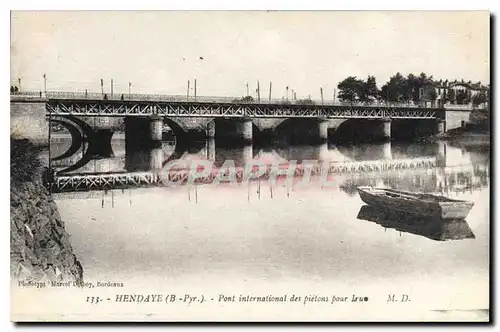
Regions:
[[356, 205, 475, 241], [47, 134, 490, 195]]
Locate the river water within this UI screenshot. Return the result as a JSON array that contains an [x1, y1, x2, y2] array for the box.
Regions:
[[48, 136, 490, 320]]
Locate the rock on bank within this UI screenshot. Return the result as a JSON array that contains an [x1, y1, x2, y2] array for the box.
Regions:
[[11, 139, 83, 283]]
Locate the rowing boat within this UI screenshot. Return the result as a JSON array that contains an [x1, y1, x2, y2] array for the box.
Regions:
[[356, 205, 475, 241], [356, 186, 474, 220]]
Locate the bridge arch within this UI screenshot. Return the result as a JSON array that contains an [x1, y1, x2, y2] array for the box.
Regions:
[[50, 118, 84, 161], [274, 118, 328, 144], [390, 119, 442, 140], [163, 117, 187, 138], [251, 118, 287, 131], [334, 119, 391, 143]]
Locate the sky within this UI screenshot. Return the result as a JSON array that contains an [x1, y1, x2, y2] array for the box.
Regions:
[[10, 11, 490, 100]]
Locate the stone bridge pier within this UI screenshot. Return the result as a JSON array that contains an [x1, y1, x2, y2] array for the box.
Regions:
[[379, 119, 392, 141], [124, 116, 164, 150], [125, 146, 164, 172], [318, 119, 329, 142], [436, 119, 446, 134], [150, 115, 163, 142], [210, 117, 254, 146], [238, 118, 253, 144]]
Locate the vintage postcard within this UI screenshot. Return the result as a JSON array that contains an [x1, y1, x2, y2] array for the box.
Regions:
[[10, 11, 490, 322]]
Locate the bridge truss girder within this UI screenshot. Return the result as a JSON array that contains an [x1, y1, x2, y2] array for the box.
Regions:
[[46, 100, 443, 120]]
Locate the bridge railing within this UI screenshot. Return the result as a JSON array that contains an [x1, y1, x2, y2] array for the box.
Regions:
[[11, 90, 486, 110]]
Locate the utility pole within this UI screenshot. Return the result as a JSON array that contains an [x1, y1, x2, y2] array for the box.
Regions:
[[294, 92, 297, 101], [320, 87, 324, 105], [187, 80, 190, 100], [286, 86, 289, 101], [194, 79, 197, 101], [257, 80, 260, 103], [246, 82, 249, 97], [18, 77, 21, 92], [333, 89, 336, 103], [129, 82, 132, 99], [43, 73, 47, 94], [101, 78, 104, 96], [111, 79, 114, 98], [269, 82, 272, 101]]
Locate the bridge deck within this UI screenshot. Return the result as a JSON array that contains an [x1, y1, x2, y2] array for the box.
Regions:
[[44, 99, 444, 119]]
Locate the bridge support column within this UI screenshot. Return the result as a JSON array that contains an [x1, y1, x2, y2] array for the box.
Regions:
[[436, 119, 446, 134], [436, 140, 447, 167], [382, 142, 392, 160], [379, 119, 391, 141], [237, 118, 253, 143], [206, 121, 216, 139], [318, 143, 329, 162], [206, 138, 216, 161], [150, 115, 163, 142], [242, 145, 253, 166], [318, 119, 328, 142], [150, 147, 164, 173]]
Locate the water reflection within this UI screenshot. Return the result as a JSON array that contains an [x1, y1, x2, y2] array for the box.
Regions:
[[356, 205, 475, 241], [49, 132, 490, 195]]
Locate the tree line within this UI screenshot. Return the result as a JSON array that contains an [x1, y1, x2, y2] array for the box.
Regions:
[[337, 73, 489, 106]]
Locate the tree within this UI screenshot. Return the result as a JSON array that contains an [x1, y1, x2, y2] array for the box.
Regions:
[[362, 75, 379, 103], [296, 98, 315, 105], [408, 72, 434, 103], [240, 96, 254, 103], [337, 76, 364, 103], [406, 73, 419, 102], [445, 89, 456, 104], [472, 91, 487, 106], [380, 72, 407, 102]]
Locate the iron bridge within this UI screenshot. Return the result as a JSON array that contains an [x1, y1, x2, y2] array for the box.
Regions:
[[46, 99, 444, 120]]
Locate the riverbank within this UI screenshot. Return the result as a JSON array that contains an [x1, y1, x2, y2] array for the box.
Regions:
[[419, 124, 490, 145], [11, 139, 83, 283]]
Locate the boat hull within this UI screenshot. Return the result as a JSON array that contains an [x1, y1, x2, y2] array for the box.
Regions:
[[357, 187, 474, 220]]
